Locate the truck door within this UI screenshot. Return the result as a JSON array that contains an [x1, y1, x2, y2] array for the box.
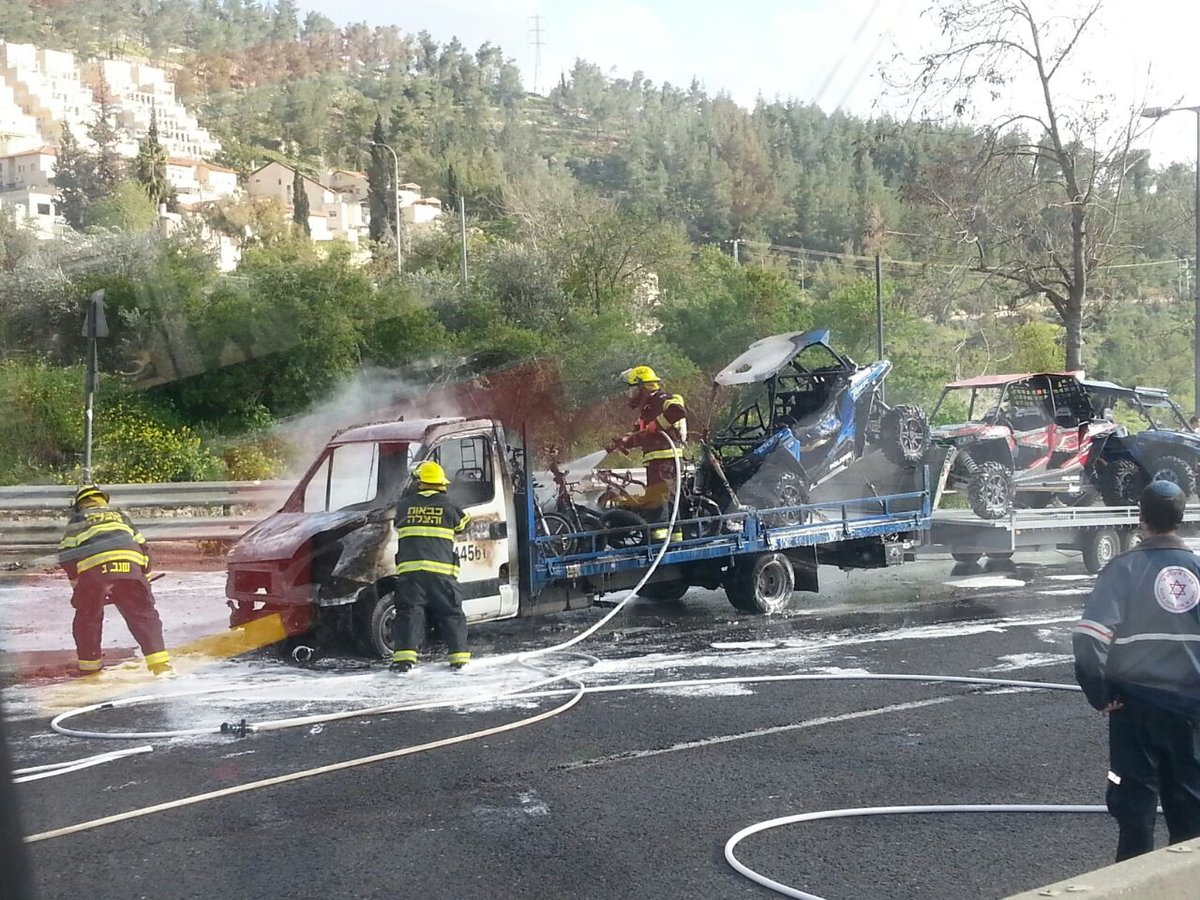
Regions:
[[426, 431, 516, 622]]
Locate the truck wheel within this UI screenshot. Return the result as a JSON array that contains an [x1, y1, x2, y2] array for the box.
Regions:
[[1082, 528, 1121, 574], [1099, 458, 1144, 507], [600, 508, 649, 548], [726, 552, 795, 614], [354, 588, 395, 659], [1148, 455, 1196, 497], [1121, 529, 1143, 553], [637, 580, 689, 601], [968, 461, 1014, 519], [880, 404, 931, 467]]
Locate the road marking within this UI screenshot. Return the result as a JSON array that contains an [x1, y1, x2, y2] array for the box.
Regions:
[[558, 695, 960, 771]]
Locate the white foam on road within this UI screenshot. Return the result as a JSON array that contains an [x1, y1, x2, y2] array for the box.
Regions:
[[977, 653, 1071, 673], [943, 576, 1027, 589], [710, 641, 778, 650], [1038, 588, 1090, 597], [1046, 575, 1095, 582]]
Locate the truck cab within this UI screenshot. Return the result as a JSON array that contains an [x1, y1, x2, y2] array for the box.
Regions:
[[226, 417, 521, 654]]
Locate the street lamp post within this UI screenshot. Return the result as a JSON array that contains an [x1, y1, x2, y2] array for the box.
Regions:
[[366, 139, 402, 274], [1143, 104, 1200, 412]]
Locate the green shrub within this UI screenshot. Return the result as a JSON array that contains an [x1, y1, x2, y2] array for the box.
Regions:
[[222, 439, 287, 480], [92, 410, 223, 483]]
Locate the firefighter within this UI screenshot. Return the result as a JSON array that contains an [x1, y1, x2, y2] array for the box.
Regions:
[[606, 365, 688, 542], [1073, 480, 1200, 861], [389, 461, 472, 673], [56, 484, 173, 677]]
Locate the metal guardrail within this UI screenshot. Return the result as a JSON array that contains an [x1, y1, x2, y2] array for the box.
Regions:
[[0, 481, 292, 552], [0, 480, 291, 512]]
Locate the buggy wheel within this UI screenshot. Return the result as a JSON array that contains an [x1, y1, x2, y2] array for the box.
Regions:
[[726, 552, 795, 614], [967, 461, 1014, 519], [880, 404, 931, 467], [739, 465, 810, 526], [1148, 454, 1196, 498], [951, 551, 981, 563], [1099, 459, 1145, 507]]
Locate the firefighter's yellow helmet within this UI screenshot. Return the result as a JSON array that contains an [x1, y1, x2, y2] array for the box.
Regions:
[[72, 484, 108, 509], [412, 461, 450, 488], [622, 365, 661, 387]]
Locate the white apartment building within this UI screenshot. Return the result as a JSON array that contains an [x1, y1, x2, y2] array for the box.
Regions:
[[0, 145, 55, 192], [167, 158, 239, 207], [326, 169, 368, 202], [83, 58, 220, 161], [403, 196, 444, 226], [0, 188, 64, 238], [247, 161, 367, 245], [0, 43, 99, 153]]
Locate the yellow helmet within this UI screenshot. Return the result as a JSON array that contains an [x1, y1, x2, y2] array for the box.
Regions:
[[412, 460, 450, 488], [72, 484, 109, 509], [623, 365, 661, 387]]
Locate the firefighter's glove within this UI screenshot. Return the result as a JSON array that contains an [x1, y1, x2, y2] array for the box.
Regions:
[[605, 436, 630, 455]]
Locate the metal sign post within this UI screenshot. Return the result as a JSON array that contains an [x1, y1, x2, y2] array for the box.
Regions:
[[81, 289, 108, 482]]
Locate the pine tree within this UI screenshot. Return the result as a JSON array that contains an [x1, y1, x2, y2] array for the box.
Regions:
[[133, 107, 174, 211], [88, 79, 125, 194], [53, 122, 89, 228], [366, 113, 395, 244], [292, 166, 311, 236]]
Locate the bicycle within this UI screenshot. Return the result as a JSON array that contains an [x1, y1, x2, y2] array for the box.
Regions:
[[593, 464, 723, 548]]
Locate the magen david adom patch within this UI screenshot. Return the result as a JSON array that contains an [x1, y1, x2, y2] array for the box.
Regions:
[[1154, 566, 1200, 613]]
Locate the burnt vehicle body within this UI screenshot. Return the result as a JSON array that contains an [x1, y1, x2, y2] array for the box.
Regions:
[[1080, 380, 1200, 503], [226, 418, 518, 654], [706, 330, 929, 520], [931, 373, 1123, 519]]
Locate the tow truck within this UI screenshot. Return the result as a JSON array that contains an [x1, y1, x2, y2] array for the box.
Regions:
[[225, 417, 944, 656]]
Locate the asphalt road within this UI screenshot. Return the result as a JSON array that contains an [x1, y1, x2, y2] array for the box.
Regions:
[[4, 552, 1130, 900]]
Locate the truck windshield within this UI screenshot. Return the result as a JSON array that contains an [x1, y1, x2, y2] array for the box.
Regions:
[[301, 441, 419, 512]]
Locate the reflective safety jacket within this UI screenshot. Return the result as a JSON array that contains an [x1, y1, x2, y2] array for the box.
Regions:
[[629, 388, 687, 463], [393, 489, 471, 578], [57, 503, 150, 581], [1073, 534, 1200, 719]]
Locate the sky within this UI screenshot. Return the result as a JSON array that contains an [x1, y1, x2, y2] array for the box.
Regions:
[[296, 0, 1200, 166]]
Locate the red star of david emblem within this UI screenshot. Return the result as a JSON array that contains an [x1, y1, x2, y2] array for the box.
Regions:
[[1170, 580, 1189, 598]]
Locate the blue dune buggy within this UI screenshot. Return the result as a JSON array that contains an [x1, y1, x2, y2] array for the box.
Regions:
[[704, 330, 930, 522]]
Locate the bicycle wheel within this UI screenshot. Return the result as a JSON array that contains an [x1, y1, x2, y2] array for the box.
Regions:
[[536, 512, 576, 558]]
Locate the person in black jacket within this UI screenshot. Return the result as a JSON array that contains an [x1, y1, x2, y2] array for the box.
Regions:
[[388, 461, 472, 673], [56, 484, 173, 677], [1073, 480, 1200, 860]]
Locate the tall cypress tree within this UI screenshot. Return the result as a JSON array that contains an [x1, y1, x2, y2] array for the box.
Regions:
[[292, 166, 311, 236], [366, 113, 395, 244]]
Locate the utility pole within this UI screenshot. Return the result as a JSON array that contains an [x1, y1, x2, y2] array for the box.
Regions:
[[81, 289, 108, 483], [459, 195, 468, 282], [529, 15, 546, 95], [875, 254, 885, 402]]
